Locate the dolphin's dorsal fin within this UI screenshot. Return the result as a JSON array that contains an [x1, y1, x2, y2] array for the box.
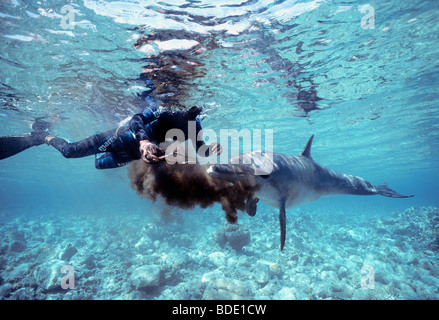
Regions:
[[300, 134, 314, 158]]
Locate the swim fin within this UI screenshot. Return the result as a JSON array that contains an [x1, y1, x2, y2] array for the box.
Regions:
[[0, 119, 51, 160]]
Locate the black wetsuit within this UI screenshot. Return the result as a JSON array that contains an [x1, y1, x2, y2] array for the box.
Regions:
[[48, 96, 208, 169]]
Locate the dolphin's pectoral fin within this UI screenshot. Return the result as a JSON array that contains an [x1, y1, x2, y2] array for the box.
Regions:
[[245, 196, 259, 217], [279, 199, 286, 251], [376, 183, 414, 198]]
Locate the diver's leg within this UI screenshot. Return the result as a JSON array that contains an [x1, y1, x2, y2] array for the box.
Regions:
[[48, 129, 116, 158], [95, 152, 133, 169]]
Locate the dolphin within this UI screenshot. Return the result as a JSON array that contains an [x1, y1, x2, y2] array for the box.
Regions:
[[207, 135, 414, 251]]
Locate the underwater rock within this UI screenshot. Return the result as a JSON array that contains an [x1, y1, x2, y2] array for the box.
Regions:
[[130, 265, 162, 291], [4, 262, 32, 284], [332, 283, 355, 299], [212, 229, 227, 248], [290, 273, 311, 289], [273, 287, 297, 299], [208, 252, 227, 268], [167, 285, 193, 300], [259, 280, 281, 297], [347, 255, 363, 267], [134, 236, 153, 252], [310, 282, 333, 300], [60, 245, 78, 261], [420, 259, 434, 272], [212, 222, 250, 251], [176, 234, 193, 248], [9, 287, 36, 300], [423, 250, 434, 257], [320, 270, 339, 283], [319, 263, 335, 273], [0, 243, 8, 255], [397, 282, 417, 299], [201, 269, 224, 283], [143, 223, 163, 241], [407, 256, 419, 266], [34, 260, 68, 292], [224, 224, 250, 251], [202, 277, 254, 300], [254, 261, 281, 285], [374, 270, 391, 285], [337, 266, 349, 280], [0, 283, 13, 297], [82, 254, 97, 269], [9, 230, 26, 242], [9, 240, 26, 253], [254, 267, 271, 285], [44, 223, 61, 238], [30, 222, 42, 233]]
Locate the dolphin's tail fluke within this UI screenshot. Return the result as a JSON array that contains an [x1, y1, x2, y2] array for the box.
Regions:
[[376, 183, 414, 198]]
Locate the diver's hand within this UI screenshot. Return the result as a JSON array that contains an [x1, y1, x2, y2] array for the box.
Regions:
[[139, 140, 164, 163], [209, 142, 222, 156]]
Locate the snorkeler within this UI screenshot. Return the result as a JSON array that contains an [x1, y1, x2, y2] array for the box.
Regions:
[[0, 96, 221, 169]]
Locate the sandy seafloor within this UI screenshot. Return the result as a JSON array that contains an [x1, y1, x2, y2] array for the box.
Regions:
[[0, 202, 438, 300]]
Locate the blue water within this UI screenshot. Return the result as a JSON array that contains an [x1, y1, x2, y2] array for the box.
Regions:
[[1, 0, 438, 300]]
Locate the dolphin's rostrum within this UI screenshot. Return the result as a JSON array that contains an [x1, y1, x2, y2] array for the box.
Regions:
[[207, 135, 414, 251]]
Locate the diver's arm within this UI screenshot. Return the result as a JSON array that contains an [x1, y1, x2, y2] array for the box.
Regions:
[[129, 104, 163, 163], [129, 105, 161, 141], [129, 114, 149, 141]]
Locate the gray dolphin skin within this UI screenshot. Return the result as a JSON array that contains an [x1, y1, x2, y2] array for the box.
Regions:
[[207, 135, 414, 251]]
